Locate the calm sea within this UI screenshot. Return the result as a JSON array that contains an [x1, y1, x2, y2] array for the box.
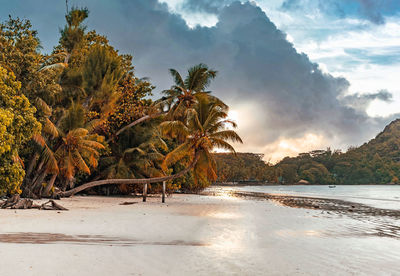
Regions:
[[228, 185, 400, 210]]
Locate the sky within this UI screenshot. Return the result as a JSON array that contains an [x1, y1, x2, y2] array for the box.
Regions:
[[1, 0, 400, 162]]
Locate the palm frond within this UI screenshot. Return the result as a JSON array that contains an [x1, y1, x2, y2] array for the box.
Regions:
[[162, 142, 193, 171], [35, 97, 52, 116], [32, 133, 46, 147], [85, 118, 105, 133], [72, 151, 90, 174], [68, 128, 88, 137], [43, 118, 60, 138], [41, 144, 59, 173], [169, 68, 185, 87], [80, 139, 105, 150], [210, 138, 237, 153], [160, 120, 189, 140], [210, 130, 243, 143]]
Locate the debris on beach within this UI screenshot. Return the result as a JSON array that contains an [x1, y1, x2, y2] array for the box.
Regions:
[[0, 194, 68, 211], [119, 201, 138, 205]]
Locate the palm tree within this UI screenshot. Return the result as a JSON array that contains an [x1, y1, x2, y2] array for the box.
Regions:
[[60, 93, 242, 197], [161, 93, 242, 184], [54, 128, 105, 190], [162, 63, 217, 120], [22, 98, 60, 197], [99, 124, 167, 194], [23, 100, 105, 197], [112, 64, 218, 138]]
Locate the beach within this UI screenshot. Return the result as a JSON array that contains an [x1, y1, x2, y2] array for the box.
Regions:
[[1, 189, 400, 276]]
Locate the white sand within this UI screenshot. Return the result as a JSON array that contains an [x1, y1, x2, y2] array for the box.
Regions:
[[0, 193, 399, 275]]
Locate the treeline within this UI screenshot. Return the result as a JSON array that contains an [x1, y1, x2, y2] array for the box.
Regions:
[[215, 119, 400, 185], [214, 153, 275, 182], [276, 119, 400, 184], [0, 8, 242, 197]]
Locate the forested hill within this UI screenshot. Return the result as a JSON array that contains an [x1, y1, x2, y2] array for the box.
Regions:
[[357, 119, 400, 161], [275, 119, 400, 185], [214, 119, 400, 185]]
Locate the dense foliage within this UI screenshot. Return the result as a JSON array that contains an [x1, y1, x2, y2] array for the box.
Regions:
[[0, 9, 241, 196], [0, 67, 40, 194], [214, 153, 275, 182]]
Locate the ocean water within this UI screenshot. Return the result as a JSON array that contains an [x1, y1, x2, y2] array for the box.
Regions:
[[202, 185, 400, 274], [228, 185, 400, 210]]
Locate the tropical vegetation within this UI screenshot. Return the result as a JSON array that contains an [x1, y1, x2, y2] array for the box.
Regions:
[[0, 8, 242, 198]]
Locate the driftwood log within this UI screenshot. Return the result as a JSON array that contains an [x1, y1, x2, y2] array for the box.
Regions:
[[0, 194, 68, 210]]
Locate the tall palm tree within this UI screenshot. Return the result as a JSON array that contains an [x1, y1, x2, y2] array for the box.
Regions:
[[162, 63, 217, 120], [60, 93, 242, 197], [113, 64, 219, 138]]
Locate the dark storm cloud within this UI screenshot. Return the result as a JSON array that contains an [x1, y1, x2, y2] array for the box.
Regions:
[[85, 0, 397, 149], [1, 0, 397, 156], [282, 0, 400, 24], [341, 90, 393, 113]]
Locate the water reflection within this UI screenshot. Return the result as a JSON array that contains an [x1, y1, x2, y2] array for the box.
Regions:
[[275, 229, 324, 238], [208, 212, 242, 219], [211, 229, 245, 253]]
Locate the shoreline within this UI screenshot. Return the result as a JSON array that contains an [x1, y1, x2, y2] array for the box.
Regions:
[[221, 190, 400, 218], [1, 193, 400, 275]]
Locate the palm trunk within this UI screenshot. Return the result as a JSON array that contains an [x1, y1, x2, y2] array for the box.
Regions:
[[60, 153, 200, 197], [26, 153, 39, 178], [32, 171, 47, 195], [43, 174, 57, 197], [107, 112, 164, 143], [29, 161, 44, 192]]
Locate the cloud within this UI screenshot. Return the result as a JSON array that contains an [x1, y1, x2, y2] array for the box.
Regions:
[[281, 0, 400, 25], [340, 90, 393, 113], [2, 0, 398, 160], [179, 0, 230, 14], [99, 0, 396, 154]]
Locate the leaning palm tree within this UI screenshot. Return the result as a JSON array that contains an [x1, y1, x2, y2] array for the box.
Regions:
[[24, 100, 105, 197], [60, 93, 242, 197], [22, 98, 60, 197]]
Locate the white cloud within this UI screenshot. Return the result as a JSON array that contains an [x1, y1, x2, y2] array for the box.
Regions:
[[267, 10, 400, 120]]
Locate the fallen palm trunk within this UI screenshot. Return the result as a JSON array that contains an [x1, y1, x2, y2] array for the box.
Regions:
[[0, 195, 68, 210], [60, 154, 200, 197]]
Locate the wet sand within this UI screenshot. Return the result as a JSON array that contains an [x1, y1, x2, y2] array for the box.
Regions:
[[216, 190, 400, 218], [0, 193, 399, 275]]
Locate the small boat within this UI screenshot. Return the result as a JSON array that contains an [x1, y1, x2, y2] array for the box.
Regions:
[[328, 185, 336, 188]]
